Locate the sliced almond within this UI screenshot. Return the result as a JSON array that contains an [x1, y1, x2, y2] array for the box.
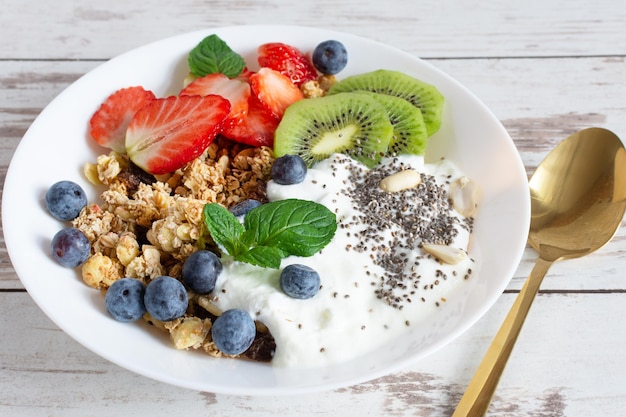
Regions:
[[422, 243, 467, 264], [379, 169, 422, 193], [450, 176, 479, 217]]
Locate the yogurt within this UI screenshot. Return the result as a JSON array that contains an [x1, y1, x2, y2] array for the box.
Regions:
[[210, 153, 476, 367]]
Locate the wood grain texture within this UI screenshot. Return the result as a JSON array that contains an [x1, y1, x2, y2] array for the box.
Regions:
[[1, 0, 626, 415], [2, 0, 626, 59]]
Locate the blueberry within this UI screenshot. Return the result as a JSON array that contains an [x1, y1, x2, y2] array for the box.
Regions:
[[46, 180, 88, 221], [279, 264, 321, 299], [50, 227, 91, 268], [105, 278, 147, 322], [181, 250, 222, 294], [211, 309, 256, 355], [312, 40, 348, 75], [228, 199, 263, 217], [144, 276, 188, 321], [271, 154, 307, 185]]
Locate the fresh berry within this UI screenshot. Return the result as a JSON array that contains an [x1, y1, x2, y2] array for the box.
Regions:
[[125, 95, 230, 175], [279, 264, 320, 300], [271, 154, 307, 185], [221, 95, 279, 147], [228, 199, 263, 217], [312, 40, 348, 75], [257, 42, 318, 86], [211, 309, 256, 355], [89, 86, 156, 153], [250, 68, 303, 119], [144, 276, 188, 321], [181, 250, 222, 294], [180, 73, 251, 126], [50, 227, 91, 268], [105, 278, 147, 322], [45, 180, 88, 221]]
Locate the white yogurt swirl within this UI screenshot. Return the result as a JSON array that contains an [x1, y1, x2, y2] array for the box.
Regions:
[[211, 153, 476, 367]]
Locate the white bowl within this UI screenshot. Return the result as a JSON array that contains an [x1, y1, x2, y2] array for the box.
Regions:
[[2, 25, 529, 395]]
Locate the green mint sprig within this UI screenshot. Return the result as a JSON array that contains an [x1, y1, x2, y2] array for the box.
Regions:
[[202, 199, 337, 269], [188, 34, 246, 78]]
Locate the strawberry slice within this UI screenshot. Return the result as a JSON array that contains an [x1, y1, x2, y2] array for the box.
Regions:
[[180, 73, 251, 125], [89, 86, 156, 153], [249, 68, 304, 119], [126, 95, 230, 175], [257, 43, 318, 86], [222, 95, 279, 147]]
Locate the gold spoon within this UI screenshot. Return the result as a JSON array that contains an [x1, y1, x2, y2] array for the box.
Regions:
[[452, 127, 626, 417]]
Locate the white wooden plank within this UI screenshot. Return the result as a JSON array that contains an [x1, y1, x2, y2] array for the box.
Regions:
[[1, 0, 626, 60], [431, 57, 626, 166], [1, 291, 625, 416], [0, 61, 99, 167]]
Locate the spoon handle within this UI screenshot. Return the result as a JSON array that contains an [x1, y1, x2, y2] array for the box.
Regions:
[[452, 257, 553, 417]]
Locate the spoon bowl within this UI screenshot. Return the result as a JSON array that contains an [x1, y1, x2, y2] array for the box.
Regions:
[[453, 127, 626, 416], [529, 128, 626, 261]]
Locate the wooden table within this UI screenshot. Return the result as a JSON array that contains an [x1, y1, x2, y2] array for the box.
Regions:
[[2, 1, 625, 415]]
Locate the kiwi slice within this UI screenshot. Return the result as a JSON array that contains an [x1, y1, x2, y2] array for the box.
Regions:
[[274, 92, 394, 168], [357, 92, 429, 156], [328, 69, 444, 137]]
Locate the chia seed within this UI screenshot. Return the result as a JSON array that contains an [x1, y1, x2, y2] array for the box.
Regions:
[[329, 156, 472, 310]]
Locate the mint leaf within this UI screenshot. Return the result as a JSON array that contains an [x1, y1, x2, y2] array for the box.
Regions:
[[235, 246, 283, 269], [188, 34, 245, 78], [244, 199, 337, 257], [202, 199, 337, 269], [202, 203, 245, 256]]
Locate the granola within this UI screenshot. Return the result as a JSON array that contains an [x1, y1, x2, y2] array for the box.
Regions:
[[73, 137, 275, 360]]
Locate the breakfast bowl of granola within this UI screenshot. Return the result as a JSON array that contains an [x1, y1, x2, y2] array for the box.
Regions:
[[2, 25, 529, 395]]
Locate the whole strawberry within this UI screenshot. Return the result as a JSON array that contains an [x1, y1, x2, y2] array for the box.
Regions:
[[257, 43, 318, 87]]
